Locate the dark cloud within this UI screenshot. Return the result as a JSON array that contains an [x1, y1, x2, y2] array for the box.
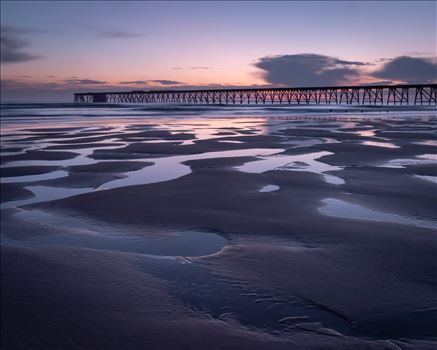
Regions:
[[149, 80, 184, 85], [1, 25, 41, 64], [0, 79, 24, 88], [372, 56, 437, 83], [190, 66, 212, 70], [64, 79, 107, 85], [97, 30, 141, 39], [1, 25, 52, 34], [119, 80, 149, 85], [254, 53, 366, 87]]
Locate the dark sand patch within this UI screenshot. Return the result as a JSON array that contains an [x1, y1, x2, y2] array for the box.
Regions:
[[3, 207, 434, 349], [278, 128, 363, 141], [114, 130, 197, 141], [216, 135, 285, 143], [33, 168, 335, 231], [295, 123, 342, 128], [1, 150, 79, 164], [0, 147, 25, 153], [183, 156, 261, 170], [388, 142, 436, 154], [405, 164, 437, 176], [44, 142, 125, 150], [314, 143, 422, 166], [3, 243, 398, 349], [49, 135, 118, 144], [0, 166, 61, 178], [333, 167, 437, 219], [91, 140, 283, 160], [212, 131, 237, 136], [0, 184, 34, 203], [34, 172, 122, 188], [237, 129, 259, 135], [203, 230, 436, 340], [21, 126, 86, 133], [124, 124, 161, 130], [376, 131, 437, 140], [18, 131, 119, 142]]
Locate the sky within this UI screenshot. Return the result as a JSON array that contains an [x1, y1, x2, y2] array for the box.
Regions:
[[1, 1, 436, 101]]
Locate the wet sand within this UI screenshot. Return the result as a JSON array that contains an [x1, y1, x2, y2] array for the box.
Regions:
[[1, 108, 436, 349]]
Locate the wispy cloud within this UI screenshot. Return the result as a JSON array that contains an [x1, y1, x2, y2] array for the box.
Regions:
[[172, 66, 216, 71], [64, 78, 107, 85], [97, 30, 142, 39], [190, 66, 212, 70], [149, 80, 184, 85], [119, 79, 184, 86], [0, 25, 41, 64], [119, 80, 149, 85]]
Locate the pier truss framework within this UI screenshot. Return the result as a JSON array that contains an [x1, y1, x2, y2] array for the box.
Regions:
[[74, 84, 437, 106]]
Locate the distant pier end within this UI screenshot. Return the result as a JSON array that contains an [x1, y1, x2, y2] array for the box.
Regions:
[[74, 84, 437, 106]]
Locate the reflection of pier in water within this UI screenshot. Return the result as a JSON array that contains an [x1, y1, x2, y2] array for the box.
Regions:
[[74, 84, 436, 106]]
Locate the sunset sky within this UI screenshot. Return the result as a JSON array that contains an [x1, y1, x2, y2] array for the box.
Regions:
[[1, 1, 436, 101]]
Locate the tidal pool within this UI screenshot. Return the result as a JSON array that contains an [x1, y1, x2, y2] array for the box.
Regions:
[[235, 151, 345, 185], [259, 185, 280, 192], [361, 141, 400, 149], [98, 148, 282, 190], [8, 209, 226, 257], [319, 198, 435, 229]]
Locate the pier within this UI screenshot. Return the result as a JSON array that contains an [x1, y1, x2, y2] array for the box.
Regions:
[[74, 84, 437, 106]]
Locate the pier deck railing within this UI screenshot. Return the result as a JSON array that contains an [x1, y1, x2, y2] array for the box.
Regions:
[[74, 84, 437, 106]]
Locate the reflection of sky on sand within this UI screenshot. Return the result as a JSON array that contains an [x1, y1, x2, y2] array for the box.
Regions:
[[7, 209, 226, 257], [415, 140, 437, 147], [259, 185, 280, 192], [217, 140, 244, 144], [2, 108, 435, 210], [355, 129, 376, 137], [414, 175, 437, 184], [384, 154, 437, 168], [235, 151, 344, 185], [361, 140, 399, 149], [98, 148, 282, 190], [319, 198, 435, 229], [1, 147, 346, 208]]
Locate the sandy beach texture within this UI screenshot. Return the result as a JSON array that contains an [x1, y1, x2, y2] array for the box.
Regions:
[[1, 105, 436, 349]]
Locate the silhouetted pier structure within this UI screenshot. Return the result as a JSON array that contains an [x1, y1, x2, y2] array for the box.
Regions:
[[74, 84, 436, 106]]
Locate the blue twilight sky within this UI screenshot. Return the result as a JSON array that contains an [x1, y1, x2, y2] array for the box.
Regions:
[[1, 1, 436, 101]]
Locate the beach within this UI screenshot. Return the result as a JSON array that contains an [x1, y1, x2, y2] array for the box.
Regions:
[[1, 104, 436, 349]]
